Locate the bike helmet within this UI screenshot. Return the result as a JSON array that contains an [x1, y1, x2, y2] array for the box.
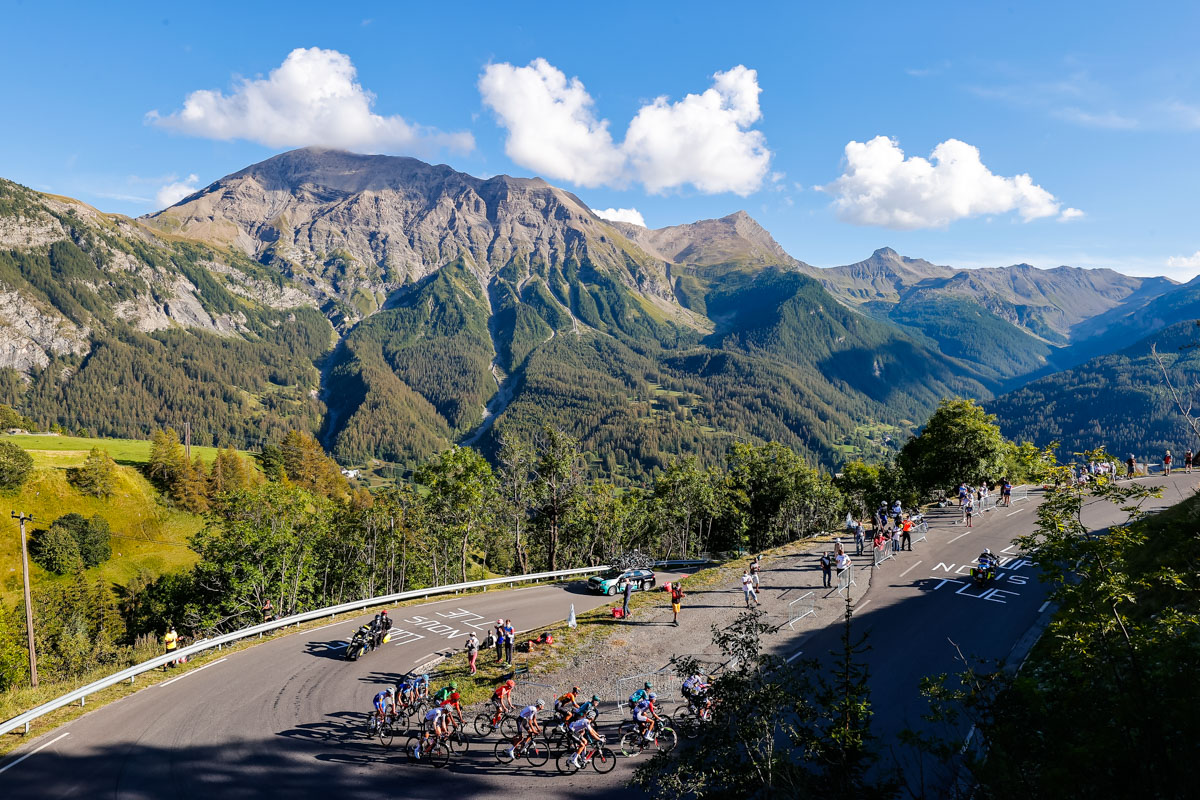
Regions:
[[388, 685, 397, 696], [648, 692, 657, 701], [422, 673, 429, 682], [591, 695, 600, 703], [505, 679, 515, 688], [449, 681, 458, 690], [450, 692, 461, 702], [571, 686, 580, 694], [535, 698, 545, 707], [983, 548, 991, 555], [644, 682, 652, 690]]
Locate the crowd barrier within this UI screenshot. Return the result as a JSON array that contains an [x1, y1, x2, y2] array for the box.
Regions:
[[786, 591, 816, 629], [836, 564, 856, 595]]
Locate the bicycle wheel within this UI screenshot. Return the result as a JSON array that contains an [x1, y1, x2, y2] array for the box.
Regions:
[[404, 735, 421, 763], [377, 721, 394, 747], [523, 737, 550, 767], [427, 741, 451, 768], [448, 730, 471, 753], [556, 750, 582, 774], [619, 730, 644, 758], [494, 739, 517, 764], [654, 726, 678, 754], [673, 711, 700, 740], [590, 745, 617, 774], [473, 712, 496, 738], [500, 715, 519, 739]]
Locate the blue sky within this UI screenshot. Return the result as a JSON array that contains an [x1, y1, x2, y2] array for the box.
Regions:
[[3, 1, 1199, 277]]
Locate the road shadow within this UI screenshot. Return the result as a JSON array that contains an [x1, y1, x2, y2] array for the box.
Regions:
[[304, 640, 350, 659]]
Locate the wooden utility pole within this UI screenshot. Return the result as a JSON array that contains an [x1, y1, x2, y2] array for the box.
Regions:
[[184, 421, 192, 460], [12, 511, 37, 687]]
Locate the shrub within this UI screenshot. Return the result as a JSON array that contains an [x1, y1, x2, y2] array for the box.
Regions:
[[0, 440, 33, 492]]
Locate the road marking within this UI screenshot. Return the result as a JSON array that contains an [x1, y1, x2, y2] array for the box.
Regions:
[[0, 732, 70, 775], [854, 599, 871, 612], [415, 651, 440, 664], [1038, 601, 1051, 613], [1006, 509, 1024, 517], [305, 620, 348, 634], [899, 560, 923, 578], [947, 531, 972, 543], [159, 657, 227, 687], [785, 648, 805, 664], [326, 642, 348, 650]]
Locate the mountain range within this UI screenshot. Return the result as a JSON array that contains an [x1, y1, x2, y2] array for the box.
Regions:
[[1, 146, 1196, 477]]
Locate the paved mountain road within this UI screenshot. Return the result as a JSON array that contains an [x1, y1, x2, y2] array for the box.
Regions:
[[1, 473, 1193, 799]]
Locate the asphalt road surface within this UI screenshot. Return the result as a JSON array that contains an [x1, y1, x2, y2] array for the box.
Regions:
[[1, 473, 1193, 799]]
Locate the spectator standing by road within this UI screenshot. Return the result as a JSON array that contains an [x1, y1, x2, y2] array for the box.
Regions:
[[1164, 450, 1173, 476], [261, 599, 274, 622], [750, 556, 762, 589], [900, 517, 913, 551], [621, 579, 633, 620], [964, 498, 974, 528], [1127, 454, 1136, 478], [1001, 480, 1012, 506], [503, 619, 515, 664], [835, 552, 851, 583], [957, 483, 968, 506], [669, 582, 685, 626], [494, 620, 505, 663], [465, 632, 479, 675], [819, 552, 832, 588], [854, 520, 865, 556], [742, 570, 760, 607], [1187, 450, 1194, 474], [162, 625, 178, 670]]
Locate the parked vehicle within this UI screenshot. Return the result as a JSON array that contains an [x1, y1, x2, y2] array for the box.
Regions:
[[587, 567, 656, 595]]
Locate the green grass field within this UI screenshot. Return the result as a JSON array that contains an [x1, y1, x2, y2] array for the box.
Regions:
[[1, 435, 211, 605], [2, 433, 232, 467]]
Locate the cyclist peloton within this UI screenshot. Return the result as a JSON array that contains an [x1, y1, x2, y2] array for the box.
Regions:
[[505, 699, 545, 759], [681, 673, 711, 711]]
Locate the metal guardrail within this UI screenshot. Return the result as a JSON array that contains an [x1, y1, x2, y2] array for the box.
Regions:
[[873, 543, 894, 567], [787, 591, 816, 629], [0, 564, 621, 737], [836, 563, 857, 595], [911, 521, 929, 544]]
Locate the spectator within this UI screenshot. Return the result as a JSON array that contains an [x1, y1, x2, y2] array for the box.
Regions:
[[957, 483, 968, 506], [819, 552, 832, 588], [964, 498, 974, 528], [503, 619, 515, 664], [669, 581, 685, 627], [1002, 480, 1012, 506], [1126, 454, 1136, 478], [835, 551, 851, 582], [1164, 450, 1173, 476], [1187, 450, 1195, 474], [900, 517, 913, 551], [750, 555, 762, 589], [622, 579, 634, 620], [742, 570, 760, 607], [465, 632, 479, 674], [162, 625, 178, 670], [494, 619, 505, 663], [854, 521, 865, 556], [261, 599, 274, 622]]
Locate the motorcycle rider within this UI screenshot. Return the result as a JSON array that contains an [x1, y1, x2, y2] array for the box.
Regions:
[[977, 548, 996, 575]]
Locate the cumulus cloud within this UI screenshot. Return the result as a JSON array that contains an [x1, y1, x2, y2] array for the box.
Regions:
[[479, 60, 771, 195], [1167, 250, 1200, 269], [823, 136, 1079, 229], [156, 174, 201, 208], [149, 47, 473, 154], [594, 207, 646, 227]]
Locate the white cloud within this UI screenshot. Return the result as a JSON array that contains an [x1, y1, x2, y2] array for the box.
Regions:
[[1053, 107, 1139, 129], [149, 47, 473, 154], [156, 174, 201, 208], [823, 136, 1078, 229], [479, 60, 772, 195], [478, 58, 624, 187], [1167, 250, 1200, 269], [1058, 207, 1085, 221], [594, 207, 646, 227]]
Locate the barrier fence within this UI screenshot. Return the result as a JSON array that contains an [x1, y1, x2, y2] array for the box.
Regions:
[[836, 564, 856, 595], [873, 543, 894, 567], [1, 560, 699, 738], [787, 591, 816, 629]]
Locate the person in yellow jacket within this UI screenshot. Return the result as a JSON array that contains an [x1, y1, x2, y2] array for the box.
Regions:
[[163, 625, 179, 670]]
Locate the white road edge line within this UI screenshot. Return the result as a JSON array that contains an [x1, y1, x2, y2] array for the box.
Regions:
[[1006, 509, 1024, 517], [898, 560, 923, 578], [306, 620, 348, 634], [854, 599, 871, 613], [159, 657, 227, 688], [947, 531, 972, 544], [785, 649, 804, 664], [1038, 601, 1051, 613], [0, 732, 70, 776]]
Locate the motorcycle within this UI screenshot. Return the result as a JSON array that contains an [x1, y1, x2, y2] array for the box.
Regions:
[[346, 628, 373, 661], [970, 564, 996, 587]]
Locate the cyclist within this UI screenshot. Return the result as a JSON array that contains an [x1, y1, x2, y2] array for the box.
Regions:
[[553, 686, 581, 728], [412, 703, 450, 759], [431, 680, 457, 705], [632, 692, 662, 742], [493, 678, 517, 714], [439, 689, 464, 728], [505, 699, 545, 759], [681, 673, 711, 708], [412, 673, 430, 702], [627, 681, 652, 707], [372, 685, 397, 726], [575, 694, 601, 721], [566, 712, 602, 769]]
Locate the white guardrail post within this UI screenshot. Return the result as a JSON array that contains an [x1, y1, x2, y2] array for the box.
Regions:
[[0, 563, 648, 738], [787, 591, 815, 629]]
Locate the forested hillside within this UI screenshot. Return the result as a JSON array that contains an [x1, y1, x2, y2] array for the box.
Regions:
[[990, 319, 1200, 458]]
